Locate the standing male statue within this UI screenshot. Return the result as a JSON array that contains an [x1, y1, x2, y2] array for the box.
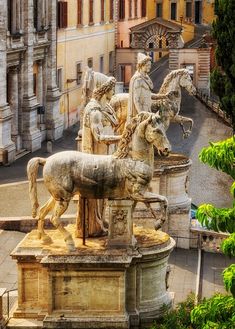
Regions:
[[77, 76, 121, 237], [128, 52, 167, 122]]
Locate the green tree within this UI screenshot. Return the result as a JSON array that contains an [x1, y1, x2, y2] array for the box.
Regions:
[[190, 137, 235, 328], [210, 0, 235, 130]]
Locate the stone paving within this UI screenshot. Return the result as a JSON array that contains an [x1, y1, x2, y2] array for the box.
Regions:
[[0, 230, 25, 291]]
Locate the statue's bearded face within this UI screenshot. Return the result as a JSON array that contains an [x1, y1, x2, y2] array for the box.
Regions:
[[106, 88, 115, 101], [142, 60, 151, 73]]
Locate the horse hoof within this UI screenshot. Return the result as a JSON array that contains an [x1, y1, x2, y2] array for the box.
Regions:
[[155, 221, 162, 231], [66, 240, 76, 252]]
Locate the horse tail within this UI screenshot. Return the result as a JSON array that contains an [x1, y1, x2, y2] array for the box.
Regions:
[[27, 157, 46, 218]]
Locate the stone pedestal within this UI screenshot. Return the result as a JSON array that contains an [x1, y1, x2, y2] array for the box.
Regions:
[[11, 225, 175, 329], [152, 153, 192, 249]]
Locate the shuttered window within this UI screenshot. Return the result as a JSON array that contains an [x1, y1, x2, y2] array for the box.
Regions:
[[129, 0, 132, 18], [110, 0, 113, 21], [119, 0, 125, 20], [134, 0, 137, 18], [101, 0, 105, 22], [57, 1, 68, 29], [89, 0, 94, 24], [141, 0, 146, 17], [77, 0, 82, 25]]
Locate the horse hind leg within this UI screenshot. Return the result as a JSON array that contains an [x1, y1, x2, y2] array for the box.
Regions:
[[50, 199, 75, 252], [37, 196, 56, 243]]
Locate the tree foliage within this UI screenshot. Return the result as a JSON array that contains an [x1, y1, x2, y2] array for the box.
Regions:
[[150, 294, 195, 329], [210, 0, 235, 130], [191, 295, 235, 329], [196, 137, 235, 298]]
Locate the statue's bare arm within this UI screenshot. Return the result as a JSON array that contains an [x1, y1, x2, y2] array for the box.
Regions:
[[90, 110, 121, 145], [152, 91, 178, 100]]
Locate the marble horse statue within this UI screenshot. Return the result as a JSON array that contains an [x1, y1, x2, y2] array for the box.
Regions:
[[27, 112, 171, 251], [110, 69, 196, 138], [156, 68, 197, 138]]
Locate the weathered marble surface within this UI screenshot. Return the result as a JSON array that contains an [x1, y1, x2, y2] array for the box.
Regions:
[[11, 224, 174, 329], [27, 112, 170, 249]]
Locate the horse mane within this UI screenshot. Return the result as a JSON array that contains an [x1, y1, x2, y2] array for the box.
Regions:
[[113, 112, 151, 159], [159, 69, 189, 94]]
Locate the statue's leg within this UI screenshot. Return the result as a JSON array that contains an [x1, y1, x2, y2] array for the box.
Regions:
[[87, 199, 108, 237], [50, 200, 75, 251], [37, 196, 56, 243]]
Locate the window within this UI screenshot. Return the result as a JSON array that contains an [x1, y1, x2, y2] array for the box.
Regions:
[[109, 51, 114, 73], [76, 63, 82, 86], [119, 0, 125, 20], [156, 3, 162, 18], [57, 1, 68, 29], [134, 0, 137, 18], [57, 68, 63, 92], [87, 58, 93, 68], [159, 39, 162, 48], [99, 56, 104, 73], [110, 0, 113, 21], [33, 73, 37, 95], [8, 0, 24, 35], [77, 0, 82, 25], [34, 0, 49, 31], [89, 0, 94, 24], [129, 0, 132, 18], [186, 1, 192, 18], [141, 0, 146, 17], [171, 2, 177, 20], [101, 0, 105, 22]]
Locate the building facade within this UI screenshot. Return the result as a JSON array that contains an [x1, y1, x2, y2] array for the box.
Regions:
[[148, 0, 215, 26], [57, 0, 116, 128], [115, 0, 215, 88], [115, 0, 189, 86], [0, 0, 63, 164]]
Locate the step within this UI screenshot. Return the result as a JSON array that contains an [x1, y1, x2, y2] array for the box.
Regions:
[[15, 150, 31, 160]]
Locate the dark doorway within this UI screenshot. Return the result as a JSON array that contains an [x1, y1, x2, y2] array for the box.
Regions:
[[195, 1, 201, 24]]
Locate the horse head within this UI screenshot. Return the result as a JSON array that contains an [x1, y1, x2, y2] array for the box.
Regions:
[[138, 113, 171, 156], [179, 69, 197, 96]]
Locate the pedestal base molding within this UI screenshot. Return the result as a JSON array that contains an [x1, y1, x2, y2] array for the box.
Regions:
[[11, 225, 175, 329]]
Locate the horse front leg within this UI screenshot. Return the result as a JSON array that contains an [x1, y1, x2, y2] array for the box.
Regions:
[[50, 200, 76, 252], [173, 115, 194, 138], [37, 196, 56, 243]]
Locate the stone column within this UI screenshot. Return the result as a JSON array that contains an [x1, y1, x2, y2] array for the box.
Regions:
[[108, 199, 136, 248], [0, 1, 15, 163], [21, 0, 41, 152], [46, 0, 63, 140], [8, 67, 20, 150]]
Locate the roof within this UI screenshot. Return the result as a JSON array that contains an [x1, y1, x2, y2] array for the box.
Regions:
[[130, 18, 182, 33]]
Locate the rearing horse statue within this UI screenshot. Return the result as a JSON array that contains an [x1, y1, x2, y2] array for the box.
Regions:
[[27, 112, 171, 251], [109, 69, 196, 138]]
